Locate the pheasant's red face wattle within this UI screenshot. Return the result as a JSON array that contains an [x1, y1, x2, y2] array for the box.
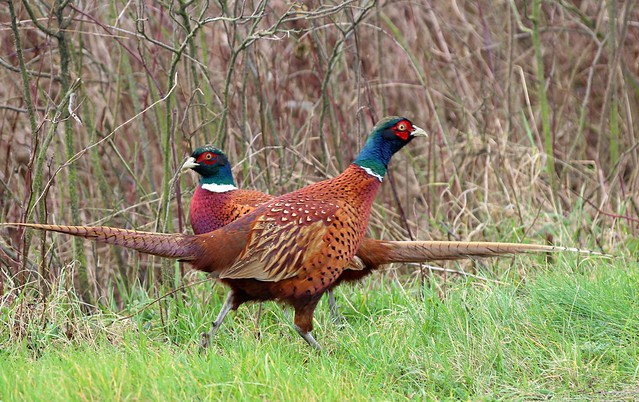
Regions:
[[392, 120, 413, 141], [197, 152, 218, 165]]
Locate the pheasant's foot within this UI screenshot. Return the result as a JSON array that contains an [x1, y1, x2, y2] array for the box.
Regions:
[[294, 325, 322, 352], [200, 291, 235, 351], [332, 313, 346, 327], [200, 317, 223, 351]]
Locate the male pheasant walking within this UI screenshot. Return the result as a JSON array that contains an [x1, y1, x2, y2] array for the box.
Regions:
[[181, 146, 597, 325]]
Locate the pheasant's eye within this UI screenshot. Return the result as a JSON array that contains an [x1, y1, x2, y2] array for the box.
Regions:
[[392, 121, 412, 140], [198, 152, 218, 164]]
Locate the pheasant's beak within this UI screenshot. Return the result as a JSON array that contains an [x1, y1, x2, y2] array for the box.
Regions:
[[181, 156, 199, 172], [410, 125, 428, 138]]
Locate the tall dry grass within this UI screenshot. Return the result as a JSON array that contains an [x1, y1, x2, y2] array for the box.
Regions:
[[0, 1, 637, 304]]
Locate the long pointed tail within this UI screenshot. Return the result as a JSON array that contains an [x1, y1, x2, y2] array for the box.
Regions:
[[360, 240, 605, 266], [3, 223, 201, 261]]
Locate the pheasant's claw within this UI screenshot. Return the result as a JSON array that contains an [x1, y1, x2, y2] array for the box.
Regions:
[[254, 303, 263, 340], [332, 313, 346, 327], [294, 325, 322, 352]]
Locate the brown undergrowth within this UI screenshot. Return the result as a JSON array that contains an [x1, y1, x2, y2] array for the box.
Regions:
[[0, 1, 637, 308]]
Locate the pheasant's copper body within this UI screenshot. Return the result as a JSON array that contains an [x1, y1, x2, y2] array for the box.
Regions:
[[184, 164, 382, 317]]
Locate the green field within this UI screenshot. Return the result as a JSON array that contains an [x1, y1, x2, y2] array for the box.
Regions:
[[2, 254, 638, 400]]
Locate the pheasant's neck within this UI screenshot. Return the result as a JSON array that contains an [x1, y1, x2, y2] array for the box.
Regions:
[[200, 182, 237, 193], [338, 166, 382, 234], [357, 165, 384, 182], [353, 136, 396, 181], [199, 166, 236, 192], [190, 187, 235, 234]]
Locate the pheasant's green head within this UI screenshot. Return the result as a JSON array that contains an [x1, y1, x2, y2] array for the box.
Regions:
[[182, 146, 236, 189], [354, 116, 427, 180]]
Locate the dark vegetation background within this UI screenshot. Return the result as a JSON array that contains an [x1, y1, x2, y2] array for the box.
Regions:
[[0, 0, 638, 306]]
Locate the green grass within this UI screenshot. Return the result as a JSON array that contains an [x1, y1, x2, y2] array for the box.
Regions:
[[2, 255, 637, 400]]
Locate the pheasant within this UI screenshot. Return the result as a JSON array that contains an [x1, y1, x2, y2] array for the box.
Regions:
[[181, 146, 595, 324], [2, 117, 600, 349]]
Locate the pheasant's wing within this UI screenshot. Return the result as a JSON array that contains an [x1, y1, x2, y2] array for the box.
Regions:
[[218, 198, 346, 282]]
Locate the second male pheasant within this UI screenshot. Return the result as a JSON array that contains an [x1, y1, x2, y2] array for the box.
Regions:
[[181, 145, 589, 329]]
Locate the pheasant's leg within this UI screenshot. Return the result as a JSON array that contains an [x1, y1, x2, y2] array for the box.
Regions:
[[293, 298, 322, 351], [326, 290, 345, 325], [201, 290, 235, 349]]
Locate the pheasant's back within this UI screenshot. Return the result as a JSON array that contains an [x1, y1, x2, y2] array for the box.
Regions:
[[190, 187, 273, 234]]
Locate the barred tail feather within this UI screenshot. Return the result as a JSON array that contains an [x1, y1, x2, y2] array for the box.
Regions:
[[373, 240, 606, 264], [3, 223, 200, 261]]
